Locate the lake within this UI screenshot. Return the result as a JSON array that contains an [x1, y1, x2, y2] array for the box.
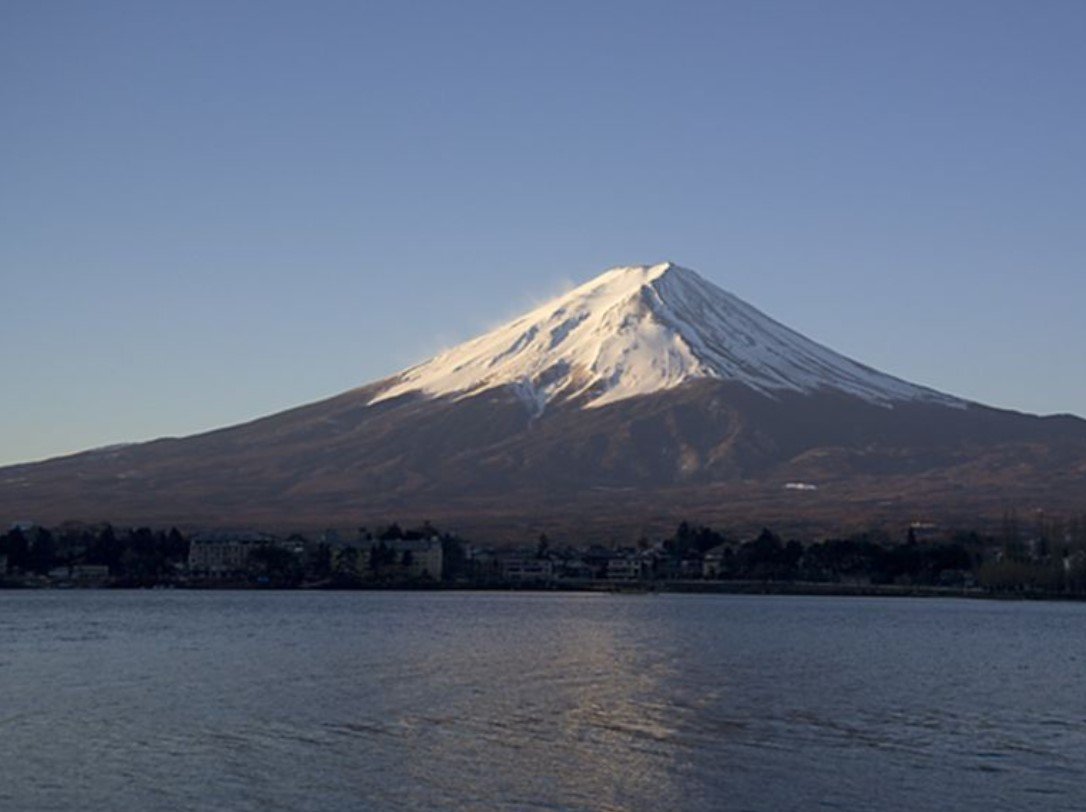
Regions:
[[1, 591, 1084, 811]]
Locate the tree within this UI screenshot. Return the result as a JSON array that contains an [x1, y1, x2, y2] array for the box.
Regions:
[[379, 524, 403, 541], [336, 546, 361, 577], [249, 544, 302, 585], [87, 525, 120, 571], [28, 527, 57, 574], [307, 543, 333, 578], [368, 542, 396, 573], [166, 528, 188, 562], [736, 529, 790, 580], [0, 527, 28, 572], [441, 536, 467, 582]]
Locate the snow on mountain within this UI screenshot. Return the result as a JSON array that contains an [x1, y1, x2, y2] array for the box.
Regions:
[[371, 262, 964, 414]]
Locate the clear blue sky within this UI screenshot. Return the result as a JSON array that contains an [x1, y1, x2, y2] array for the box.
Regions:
[[3, 0, 1084, 465]]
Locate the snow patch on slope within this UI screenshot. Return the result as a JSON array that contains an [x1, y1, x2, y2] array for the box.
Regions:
[[370, 262, 964, 413]]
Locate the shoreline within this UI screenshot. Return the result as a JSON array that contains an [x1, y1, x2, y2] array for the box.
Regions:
[[3, 578, 1084, 602]]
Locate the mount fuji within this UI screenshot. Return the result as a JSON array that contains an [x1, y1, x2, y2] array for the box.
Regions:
[[373, 262, 962, 412], [2, 262, 1084, 540]]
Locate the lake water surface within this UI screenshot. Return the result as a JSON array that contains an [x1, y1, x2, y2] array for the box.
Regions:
[[1, 591, 1084, 811]]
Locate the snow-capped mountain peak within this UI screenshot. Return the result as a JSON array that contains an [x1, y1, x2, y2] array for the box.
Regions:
[[371, 262, 962, 413]]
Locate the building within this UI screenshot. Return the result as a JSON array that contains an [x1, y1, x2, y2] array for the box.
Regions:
[[500, 556, 554, 583], [188, 531, 276, 577], [607, 554, 648, 581], [393, 538, 444, 580], [358, 537, 444, 580], [702, 544, 732, 579], [554, 556, 594, 581]]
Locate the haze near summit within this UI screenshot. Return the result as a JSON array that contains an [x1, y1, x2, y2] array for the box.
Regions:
[[2, 1, 1085, 466]]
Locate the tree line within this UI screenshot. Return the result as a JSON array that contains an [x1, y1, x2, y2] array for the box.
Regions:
[[0, 524, 188, 584], [3, 512, 1086, 594], [665, 513, 1086, 593]]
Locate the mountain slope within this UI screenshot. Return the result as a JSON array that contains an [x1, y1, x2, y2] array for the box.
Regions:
[[374, 262, 962, 411], [1, 262, 1084, 540]]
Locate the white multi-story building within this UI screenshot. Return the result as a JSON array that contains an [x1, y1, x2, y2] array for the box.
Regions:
[[359, 537, 444, 580], [607, 555, 648, 581], [188, 531, 275, 576], [395, 538, 444, 580]]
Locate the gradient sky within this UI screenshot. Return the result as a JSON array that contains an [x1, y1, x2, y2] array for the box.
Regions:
[[3, 0, 1085, 465]]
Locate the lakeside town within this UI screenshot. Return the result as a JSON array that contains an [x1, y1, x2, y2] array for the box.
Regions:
[[3, 514, 1086, 597]]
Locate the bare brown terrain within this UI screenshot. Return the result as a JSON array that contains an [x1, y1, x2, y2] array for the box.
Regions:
[[2, 379, 1084, 542]]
